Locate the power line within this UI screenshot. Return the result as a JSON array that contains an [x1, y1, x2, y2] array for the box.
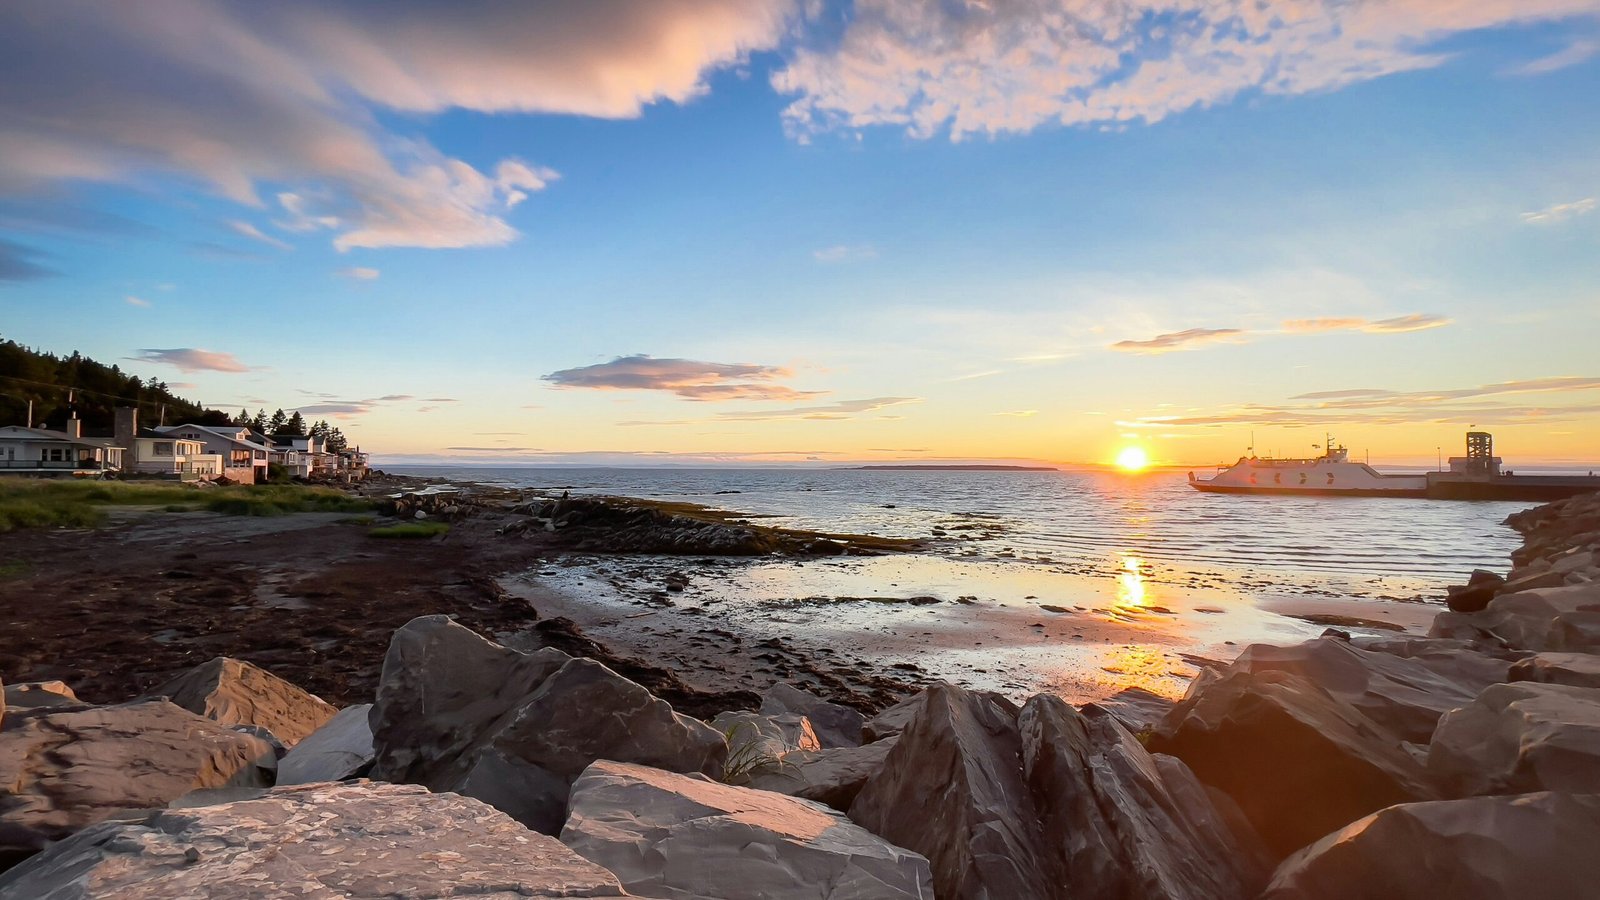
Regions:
[[0, 373, 209, 409]]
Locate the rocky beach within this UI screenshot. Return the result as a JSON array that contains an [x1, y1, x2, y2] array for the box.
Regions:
[[1, 480, 1599, 897]]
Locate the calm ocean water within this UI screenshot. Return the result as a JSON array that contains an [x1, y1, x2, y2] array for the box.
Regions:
[[390, 466, 1532, 595]]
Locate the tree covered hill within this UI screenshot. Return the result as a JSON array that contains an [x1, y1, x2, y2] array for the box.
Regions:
[[0, 337, 235, 431]]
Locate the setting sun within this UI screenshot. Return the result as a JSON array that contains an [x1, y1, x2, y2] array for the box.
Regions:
[[1116, 446, 1150, 472]]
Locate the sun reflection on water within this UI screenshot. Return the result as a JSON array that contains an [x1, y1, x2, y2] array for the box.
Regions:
[[1117, 555, 1147, 608]]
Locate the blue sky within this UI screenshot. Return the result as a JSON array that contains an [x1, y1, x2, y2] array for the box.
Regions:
[[3, 1, 1599, 466]]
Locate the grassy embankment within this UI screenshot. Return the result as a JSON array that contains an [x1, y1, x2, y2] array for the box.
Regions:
[[0, 480, 371, 531]]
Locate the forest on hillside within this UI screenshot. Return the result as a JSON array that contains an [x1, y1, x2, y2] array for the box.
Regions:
[[0, 337, 232, 431]]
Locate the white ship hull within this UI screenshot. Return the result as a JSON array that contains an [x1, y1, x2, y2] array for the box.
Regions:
[[1190, 456, 1428, 497]]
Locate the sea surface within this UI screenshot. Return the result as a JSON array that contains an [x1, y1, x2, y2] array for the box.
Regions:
[[392, 466, 1528, 591], [389, 465, 1537, 700]]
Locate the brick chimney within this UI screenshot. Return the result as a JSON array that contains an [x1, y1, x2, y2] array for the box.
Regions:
[[114, 406, 138, 451], [64, 414, 82, 440]]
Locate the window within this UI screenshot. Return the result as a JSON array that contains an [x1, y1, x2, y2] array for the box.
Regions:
[[230, 450, 251, 465], [153, 442, 173, 456], [44, 447, 70, 462]]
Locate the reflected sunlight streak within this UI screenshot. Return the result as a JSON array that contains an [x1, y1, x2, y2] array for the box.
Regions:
[[1117, 555, 1147, 608]]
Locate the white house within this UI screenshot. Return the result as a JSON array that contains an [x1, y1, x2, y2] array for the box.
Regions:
[[154, 423, 271, 484], [0, 416, 124, 476], [269, 433, 330, 479], [109, 408, 222, 480]]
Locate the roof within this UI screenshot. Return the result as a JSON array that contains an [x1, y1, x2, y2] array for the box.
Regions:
[[154, 423, 271, 452], [0, 425, 124, 450]]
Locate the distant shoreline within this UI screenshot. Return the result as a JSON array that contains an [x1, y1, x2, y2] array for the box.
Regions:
[[842, 464, 1059, 471]]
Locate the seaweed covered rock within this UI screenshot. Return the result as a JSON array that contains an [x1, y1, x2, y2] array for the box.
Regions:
[[562, 760, 932, 900], [0, 781, 634, 898]]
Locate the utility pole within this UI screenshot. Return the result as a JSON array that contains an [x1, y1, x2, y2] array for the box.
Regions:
[[26, 399, 32, 428]]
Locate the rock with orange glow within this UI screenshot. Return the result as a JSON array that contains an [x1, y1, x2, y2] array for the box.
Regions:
[[1149, 667, 1437, 860], [745, 737, 899, 811], [759, 682, 866, 748], [1428, 582, 1600, 653], [1230, 636, 1509, 743], [561, 760, 933, 900], [1261, 792, 1600, 899], [1021, 695, 1269, 900], [848, 683, 1053, 899]]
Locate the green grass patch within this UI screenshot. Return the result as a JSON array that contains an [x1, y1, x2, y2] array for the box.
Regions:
[[0, 559, 34, 579], [338, 515, 377, 526], [0, 479, 372, 531], [368, 521, 450, 539]]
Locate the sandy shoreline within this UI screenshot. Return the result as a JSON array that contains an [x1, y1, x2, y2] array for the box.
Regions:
[[0, 474, 1455, 716]]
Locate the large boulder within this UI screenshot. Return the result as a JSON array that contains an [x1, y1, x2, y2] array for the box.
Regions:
[[1229, 636, 1509, 743], [1430, 582, 1600, 652], [0, 781, 635, 898], [745, 737, 899, 811], [759, 682, 866, 748], [1261, 792, 1600, 899], [147, 657, 336, 748], [1446, 569, 1507, 613], [1509, 651, 1600, 688], [1149, 667, 1436, 859], [369, 617, 727, 835], [1428, 681, 1600, 796], [1020, 695, 1268, 899], [0, 700, 274, 864], [459, 658, 728, 832], [848, 684, 1052, 899], [368, 614, 572, 789], [562, 760, 932, 900], [275, 704, 375, 785]]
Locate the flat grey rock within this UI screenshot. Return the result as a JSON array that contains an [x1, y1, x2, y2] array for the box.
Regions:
[[1508, 651, 1600, 688], [562, 760, 931, 900], [0, 781, 634, 898], [276, 703, 375, 785], [3, 681, 81, 715]]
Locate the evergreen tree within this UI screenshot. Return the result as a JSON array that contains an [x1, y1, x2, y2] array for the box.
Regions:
[[237, 409, 251, 426], [284, 411, 307, 435], [326, 427, 349, 453], [268, 408, 287, 434], [251, 409, 268, 432]]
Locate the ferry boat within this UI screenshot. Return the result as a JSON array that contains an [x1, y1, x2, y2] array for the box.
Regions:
[[1189, 437, 1426, 497], [1189, 432, 1600, 501]]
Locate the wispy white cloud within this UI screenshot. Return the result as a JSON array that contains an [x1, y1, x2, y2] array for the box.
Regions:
[[1521, 198, 1598, 224], [1111, 328, 1245, 355], [227, 220, 292, 251], [994, 409, 1038, 417], [813, 243, 877, 264], [125, 295, 151, 308], [1283, 314, 1451, 334], [337, 266, 380, 280], [1133, 376, 1600, 428], [544, 354, 822, 402], [1508, 39, 1600, 76], [134, 348, 256, 373], [716, 397, 920, 421], [775, 1, 1600, 140]]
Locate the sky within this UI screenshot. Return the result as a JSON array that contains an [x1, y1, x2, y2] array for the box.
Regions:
[[3, 0, 1600, 468]]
